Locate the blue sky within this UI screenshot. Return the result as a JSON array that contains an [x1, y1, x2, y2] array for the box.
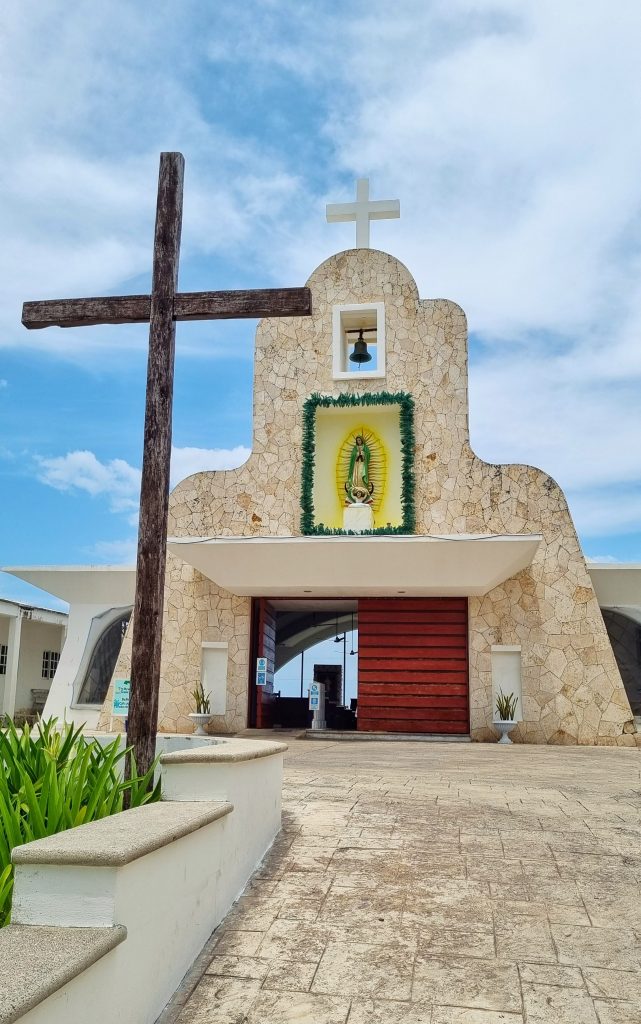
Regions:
[[2, 0, 641, 610]]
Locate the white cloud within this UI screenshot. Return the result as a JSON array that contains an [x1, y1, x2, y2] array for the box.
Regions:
[[170, 445, 250, 487], [36, 450, 141, 515], [4, 0, 641, 547], [0, 1, 307, 365], [89, 538, 138, 564], [35, 444, 250, 516]]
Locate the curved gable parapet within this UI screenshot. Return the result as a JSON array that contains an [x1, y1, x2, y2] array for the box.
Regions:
[[157, 247, 636, 745]]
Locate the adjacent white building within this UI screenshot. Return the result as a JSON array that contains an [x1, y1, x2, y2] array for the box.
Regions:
[[0, 598, 67, 720], [2, 567, 135, 728]]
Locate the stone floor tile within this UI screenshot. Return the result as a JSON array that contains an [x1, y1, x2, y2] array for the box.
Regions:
[[583, 967, 641, 999], [220, 896, 282, 932], [517, 963, 583, 987], [415, 880, 492, 902], [593, 1000, 641, 1023], [269, 873, 333, 900], [459, 834, 504, 853], [494, 917, 557, 963], [288, 840, 342, 853], [205, 954, 270, 980], [581, 896, 641, 930], [276, 895, 324, 921], [246, 878, 279, 897], [490, 900, 548, 919], [465, 859, 524, 884], [318, 889, 405, 924], [282, 852, 335, 871], [520, 982, 599, 1023], [418, 923, 496, 960], [257, 920, 331, 962], [500, 836, 553, 859], [170, 743, 641, 1024], [175, 977, 262, 1023], [262, 959, 318, 991], [547, 903, 592, 925], [331, 919, 418, 951], [524, 879, 586, 906], [488, 882, 531, 901], [213, 930, 265, 956], [346, 998, 433, 1023], [245, 990, 350, 1023], [412, 957, 521, 1013], [431, 1009, 523, 1023], [552, 925, 641, 971], [312, 940, 414, 999]]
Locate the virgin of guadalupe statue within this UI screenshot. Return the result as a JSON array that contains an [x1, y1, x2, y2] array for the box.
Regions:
[[345, 434, 375, 504]]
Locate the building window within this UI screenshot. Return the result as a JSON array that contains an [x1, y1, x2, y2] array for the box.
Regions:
[[77, 614, 131, 705], [332, 302, 386, 380], [0, 644, 7, 675], [42, 650, 60, 679]]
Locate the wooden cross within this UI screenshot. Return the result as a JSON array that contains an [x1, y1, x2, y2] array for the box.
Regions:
[[22, 152, 312, 776]]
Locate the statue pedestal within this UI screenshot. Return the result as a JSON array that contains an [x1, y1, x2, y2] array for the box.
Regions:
[[343, 503, 374, 533]]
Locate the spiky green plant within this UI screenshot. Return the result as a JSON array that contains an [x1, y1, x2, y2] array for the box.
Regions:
[[191, 681, 211, 715], [0, 718, 161, 927], [495, 690, 518, 721]]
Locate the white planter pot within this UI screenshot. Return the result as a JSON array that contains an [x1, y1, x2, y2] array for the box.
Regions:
[[493, 719, 517, 744], [188, 712, 213, 737]]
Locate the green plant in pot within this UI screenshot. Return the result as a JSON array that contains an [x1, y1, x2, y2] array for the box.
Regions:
[[494, 689, 518, 744], [189, 680, 213, 736]]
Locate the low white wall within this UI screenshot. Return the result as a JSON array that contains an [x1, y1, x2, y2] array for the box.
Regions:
[[161, 742, 285, 910], [12, 814, 230, 1024], [6, 738, 286, 1024]]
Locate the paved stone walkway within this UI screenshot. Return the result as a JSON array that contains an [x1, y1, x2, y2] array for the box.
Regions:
[[175, 740, 641, 1023]]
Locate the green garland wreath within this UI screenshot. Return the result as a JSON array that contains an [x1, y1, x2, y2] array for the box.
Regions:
[[300, 391, 416, 535]]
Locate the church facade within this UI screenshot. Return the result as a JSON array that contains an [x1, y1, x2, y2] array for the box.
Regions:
[[101, 246, 637, 745]]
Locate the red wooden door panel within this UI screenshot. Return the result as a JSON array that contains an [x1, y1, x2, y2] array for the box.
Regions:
[[357, 597, 469, 734], [255, 598, 276, 729]]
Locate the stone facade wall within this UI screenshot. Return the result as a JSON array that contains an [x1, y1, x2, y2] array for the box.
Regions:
[[101, 249, 636, 744]]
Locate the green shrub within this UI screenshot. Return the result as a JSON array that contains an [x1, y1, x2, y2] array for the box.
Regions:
[[0, 718, 161, 927]]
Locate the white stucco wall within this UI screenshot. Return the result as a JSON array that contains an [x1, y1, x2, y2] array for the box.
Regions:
[[15, 618, 66, 715]]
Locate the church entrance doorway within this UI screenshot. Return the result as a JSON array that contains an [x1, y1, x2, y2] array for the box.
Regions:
[[248, 596, 469, 735]]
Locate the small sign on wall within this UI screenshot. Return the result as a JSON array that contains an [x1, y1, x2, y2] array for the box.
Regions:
[[112, 678, 130, 717], [309, 681, 321, 710], [256, 657, 267, 687]]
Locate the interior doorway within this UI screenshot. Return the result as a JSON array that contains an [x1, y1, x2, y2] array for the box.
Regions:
[[249, 599, 358, 729]]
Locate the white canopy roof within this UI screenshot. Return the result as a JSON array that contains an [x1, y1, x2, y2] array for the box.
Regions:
[[2, 566, 136, 606], [167, 534, 542, 598]]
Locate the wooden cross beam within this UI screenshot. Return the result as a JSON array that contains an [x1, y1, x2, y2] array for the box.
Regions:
[[22, 152, 312, 776]]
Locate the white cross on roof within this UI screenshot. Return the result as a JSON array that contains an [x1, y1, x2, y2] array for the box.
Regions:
[[326, 178, 400, 249]]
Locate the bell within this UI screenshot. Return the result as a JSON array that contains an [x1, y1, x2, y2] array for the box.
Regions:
[[349, 330, 372, 363]]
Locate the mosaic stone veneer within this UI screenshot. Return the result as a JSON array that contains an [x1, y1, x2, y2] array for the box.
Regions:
[[100, 249, 636, 745]]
